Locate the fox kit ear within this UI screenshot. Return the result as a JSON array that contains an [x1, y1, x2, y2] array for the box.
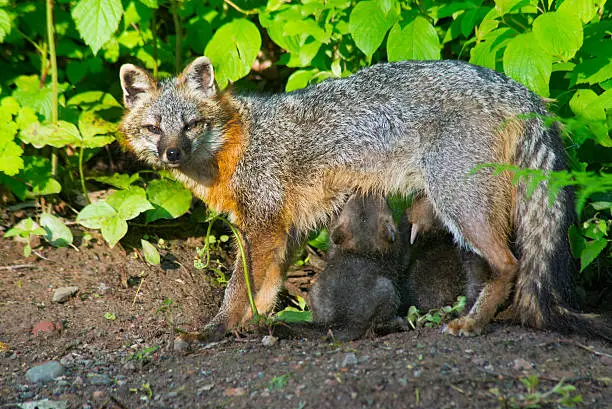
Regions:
[[120, 64, 156, 110], [182, 56, 216, 98]]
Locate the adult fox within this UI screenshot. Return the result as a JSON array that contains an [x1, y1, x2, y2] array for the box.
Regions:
[[119, 56, 611, 341]]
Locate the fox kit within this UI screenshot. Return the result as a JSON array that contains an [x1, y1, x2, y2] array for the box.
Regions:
[[404, 196, 489, 312], [309, 193, 405, 340], [119, 56, 612, 340]]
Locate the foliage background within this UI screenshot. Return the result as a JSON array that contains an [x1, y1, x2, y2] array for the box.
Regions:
[[0, 0, 610, 298]]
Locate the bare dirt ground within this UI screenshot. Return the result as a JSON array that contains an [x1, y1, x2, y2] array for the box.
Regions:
[[1, 224, 611, 409]]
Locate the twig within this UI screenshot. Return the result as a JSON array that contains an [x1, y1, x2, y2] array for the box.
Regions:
[[0, 264, 38, 271], [537, 339, 612, 359], [32, 250, 53, 261]]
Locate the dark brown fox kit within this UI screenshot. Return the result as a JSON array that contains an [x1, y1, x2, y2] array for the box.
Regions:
[[309, 193, 406, 340], [404, 196, 489, 312], [119, 56, 612, 341]]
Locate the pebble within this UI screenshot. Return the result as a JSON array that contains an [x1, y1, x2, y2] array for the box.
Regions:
[[224, 387, 247, 397], [92, 390, 105, 400], [197, 383, 215, 395], [173, 337, 189, 352], [340, 353, 358, 368], [262, 335, 278, 347], [86, 373, 112, 385], [32, 321, 56, 336], [26, 361, 65, 383], [17, 399, 68, 409], [513, 358, 534, 371], [52, 286, 79, 303]]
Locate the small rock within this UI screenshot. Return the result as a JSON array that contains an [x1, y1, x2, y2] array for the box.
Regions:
[[92, 390, 105, 400], [173, 337, 189, 352], [18, 399, 68, 409], [59, 354, 76, 368], [600, 355, 612, 366], [26, 361, 65, 383], [86, 373, 111, 385], [122, 361, 136, 372], [262, 335, 278, 347], [197, 383, 215, 395], [32, 321, 56, 336], [513, 358, 534, 371], [224, 387, 247, 397], [52, 286, 79, 303], [340, 353, 358, 368]]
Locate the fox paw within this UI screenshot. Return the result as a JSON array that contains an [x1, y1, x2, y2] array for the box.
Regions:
[[176, 322, 227, 347], [442, 317, 484, 337]]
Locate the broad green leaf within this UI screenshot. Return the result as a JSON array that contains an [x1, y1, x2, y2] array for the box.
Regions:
[[532, 11, 582, 62], [0, 9, 10, 43], [12, 76, 68, 121], [558, 0, 599, 23], [141, 239, 160, 265], [16, 107, 38, 131], [76, 201, 118, 229], [89, 173, 140, 190], [145, 179, 192, 223], [274, 309, 312, 323], [0, 138, 23, 176], [308, 229, 329, 251], [101, 215, 128, 247], [106, 186, 154, 220], [571, 57, 612, 86], [204, 19, 262, 89], [580, 237, 608, 272], [503, 32, 552, 97], [20, 120, 81, 148], [78, 110, 117, 144], [349, 0, 398, 60], [470, 28, 516, 70], [286, 69, 317, 92], [287, 41, 321, 68], [72, 0, 124, 55], [569, 89, 606, 121], [387, 17, 441, 61], [40, 213, 73, 248]]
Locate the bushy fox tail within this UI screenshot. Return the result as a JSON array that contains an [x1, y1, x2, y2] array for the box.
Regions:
[[513, 116, 612, 341]]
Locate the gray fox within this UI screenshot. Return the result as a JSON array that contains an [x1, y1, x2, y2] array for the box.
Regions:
[[309, 193, 406, 340], [119, 56, 612, 340], [403, 196, 488, 312]]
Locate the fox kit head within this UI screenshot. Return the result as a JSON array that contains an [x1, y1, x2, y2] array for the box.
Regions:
[[330, 193, 398, 255], [119, 57, 234, 181]]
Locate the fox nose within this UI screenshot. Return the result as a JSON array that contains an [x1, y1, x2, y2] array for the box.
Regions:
[[165, 148, 181, 164]]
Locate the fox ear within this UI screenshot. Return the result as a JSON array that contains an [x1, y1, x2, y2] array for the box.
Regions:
[[120, 64, 156, 110], [182, 56, 216, 98]]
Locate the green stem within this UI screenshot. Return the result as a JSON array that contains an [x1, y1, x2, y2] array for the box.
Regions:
[[151, 10, 158, 79], [46, 0, 59, 177], [79, 145, 90, 204], [171, 1, 182, 72], [215, 216, 259, 319]]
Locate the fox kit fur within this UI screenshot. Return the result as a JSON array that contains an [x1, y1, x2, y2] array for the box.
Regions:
[[119, 56, 611, 340]]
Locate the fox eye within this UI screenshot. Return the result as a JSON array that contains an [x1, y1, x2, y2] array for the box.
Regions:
[[143, 125, 162, 135], [185, 120, 204, 132]]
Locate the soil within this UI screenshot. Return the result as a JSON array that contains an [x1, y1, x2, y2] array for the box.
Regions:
[[1, 226, 611, 409]]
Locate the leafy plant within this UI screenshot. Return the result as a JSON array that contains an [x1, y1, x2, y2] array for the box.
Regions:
[[3, 217, 46, 257], [406, 296, 467, 329]]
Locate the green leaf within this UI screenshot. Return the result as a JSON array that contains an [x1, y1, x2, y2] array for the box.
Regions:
[[470, 28, 516, 70], [532, 11, 583, 62], [503, 32, 552, 97], [580, 237, 608, 272], [101, 215, 127, 247], [349, 0, 398, 60], [40, 213, 73, 248], [204, 19, 262, 89], [106, 186, 154, 220], [72, 0, 124, 55], [145, 179, 192, 223], [78, 110, 117, 145], [387, 17, 441, 61], [570, 57, 612, 86], [274, 309, 312, 323], [286, 69, 317, 92], [20, 120, 82, 148], [0, 9, 10, 43], [307, 229, 329, 251], [569, 89, 606, 121], [141, 239, 160, 265], [12, 76, 68, 121], [89, 173, 140, 190], [0, 137, 23, 176], [76, 201, 118, 229], [558, 0, 599, 24]]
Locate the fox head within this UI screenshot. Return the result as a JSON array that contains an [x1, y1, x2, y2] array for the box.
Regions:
[[119, 57, 234, 178]]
